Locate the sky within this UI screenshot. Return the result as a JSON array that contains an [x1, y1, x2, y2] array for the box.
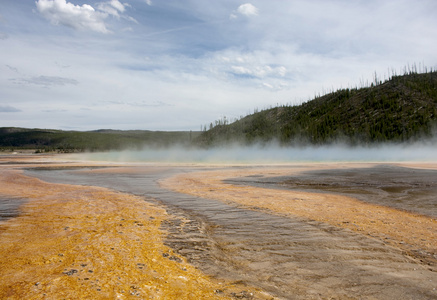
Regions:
[[1, 0, 436, 131]]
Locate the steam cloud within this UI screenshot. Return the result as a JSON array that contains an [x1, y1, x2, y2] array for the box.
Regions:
[[66, 141, 437, 164]]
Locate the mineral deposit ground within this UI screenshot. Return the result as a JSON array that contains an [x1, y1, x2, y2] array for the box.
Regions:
[[0, 153, 436, 299]]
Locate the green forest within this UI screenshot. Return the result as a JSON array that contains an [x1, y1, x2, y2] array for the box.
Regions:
[[196, 71, 437, 147], [0, 128, 198, 152]]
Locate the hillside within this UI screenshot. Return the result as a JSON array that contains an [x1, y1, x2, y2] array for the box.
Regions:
[[0, 128, 199, 152], [2, 72, 436, 151], [196, 71, 437, 147]]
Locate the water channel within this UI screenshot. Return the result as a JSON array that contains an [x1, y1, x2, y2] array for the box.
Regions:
[[25, 166, 437, 299]]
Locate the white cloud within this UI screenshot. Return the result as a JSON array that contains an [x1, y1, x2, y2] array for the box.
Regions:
[[145, 0, 152, 6], [230, 64, 287, 79], [97, 0, 126, 18], [35, 0, 136, 33], [276, 66, 287, 77], [237, 3, 259, 16], [230, 3, 259, 19], [97, 5, 119, 19], [231, 65, 251, 75], [110, 0, 125, 12], [212, 50, 288, 83], [36, 0, 109, 33], [262, 82, 273, 89]]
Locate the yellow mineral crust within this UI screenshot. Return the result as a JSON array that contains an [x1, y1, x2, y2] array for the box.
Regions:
[[0, 169, 255, 299], [160, 166, 437, 266]]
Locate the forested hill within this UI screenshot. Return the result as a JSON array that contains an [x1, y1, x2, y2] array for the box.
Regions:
[[0, 128, 199, 152], [196, 71, 437, 147]]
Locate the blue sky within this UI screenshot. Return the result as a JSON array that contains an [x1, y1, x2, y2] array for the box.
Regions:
[[1, 0, 436, 131]]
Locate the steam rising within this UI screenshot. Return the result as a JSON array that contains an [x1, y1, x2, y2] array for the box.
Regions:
[[66, 142, 437, 164]]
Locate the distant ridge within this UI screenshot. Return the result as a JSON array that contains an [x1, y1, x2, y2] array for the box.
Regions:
[[0, 128, 198, 152], [196, 71, 437, 147]]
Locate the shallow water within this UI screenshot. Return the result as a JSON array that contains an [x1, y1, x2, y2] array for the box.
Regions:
[[0, 196, 25, 222], [225, 165, 437, 218], [25, 166, 437, 299]]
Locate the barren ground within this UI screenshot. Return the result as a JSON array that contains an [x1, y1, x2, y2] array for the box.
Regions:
[[0, 155, 264, 299], [0, 154, 436, 299]]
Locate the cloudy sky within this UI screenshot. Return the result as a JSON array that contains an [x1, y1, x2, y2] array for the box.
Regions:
[[1, 0, 436, 131]]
